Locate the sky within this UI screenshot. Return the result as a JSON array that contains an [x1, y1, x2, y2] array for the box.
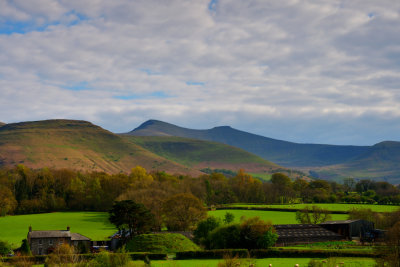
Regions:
[[0, 0, 399, 146]]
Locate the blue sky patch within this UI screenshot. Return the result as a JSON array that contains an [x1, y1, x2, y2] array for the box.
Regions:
[[208, 0, 218, 12], [368, 12, 375, 18], [0, 10, 87, 35], [61, 81, 91, 91], [114, 91, 169, 100], [186, 81, 205, 86], [140, 68, 162, 75]]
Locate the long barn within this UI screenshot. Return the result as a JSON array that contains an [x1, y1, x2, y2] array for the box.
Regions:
[[274, 224, 344, 246]]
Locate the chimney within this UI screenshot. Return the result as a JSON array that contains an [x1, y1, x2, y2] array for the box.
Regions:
[[29, 226, 32, 232], [67, 226, 70, 231]]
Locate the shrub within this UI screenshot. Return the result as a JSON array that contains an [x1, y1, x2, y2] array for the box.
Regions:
[[193, 216, 221, 246], [0, 241, 11, 256], [240, 217, 276, 249], [217, 253, 255, 267], [208, 224, 241, 249], [20, 239, 31, 256], [45, 243, 80, 266], [256, 230, 278, 249], [223, 212, 235, 224], [208, 217, 277, 249]]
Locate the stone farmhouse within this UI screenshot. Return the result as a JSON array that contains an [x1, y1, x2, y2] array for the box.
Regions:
[[27, 226, 90, 255]]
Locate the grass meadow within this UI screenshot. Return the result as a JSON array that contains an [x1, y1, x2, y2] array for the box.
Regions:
[[208, 209, 348, 224], [0, 212, 116, 248]]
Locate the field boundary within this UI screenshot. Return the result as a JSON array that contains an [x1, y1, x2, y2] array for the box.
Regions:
[[176, 249, 378, 259], [213, 206, 349, 214]]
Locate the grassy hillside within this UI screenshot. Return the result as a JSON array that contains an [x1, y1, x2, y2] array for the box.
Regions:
[[0, 122, 5, 127], [127, 120, 369, 167], [122, 136, 298, 175], [0, 120, 197, 175], [126, 233, 200, 253], [312, 141, 400, 183]]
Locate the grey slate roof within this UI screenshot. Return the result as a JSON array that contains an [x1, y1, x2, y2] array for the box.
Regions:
[[71, 233, 91, 241], [28, 230, 71, 238], [28, 230, 91, 241]]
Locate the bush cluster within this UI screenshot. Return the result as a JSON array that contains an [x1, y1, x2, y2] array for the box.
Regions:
[[194, 216, 278, 250]]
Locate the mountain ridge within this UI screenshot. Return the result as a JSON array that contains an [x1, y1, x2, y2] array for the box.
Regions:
[[0, 119, 290, 178], [127, 119, 400, 183], [0, 119, 197, 175], [122, 135, 288, 177], [127, 120, 370, 167]]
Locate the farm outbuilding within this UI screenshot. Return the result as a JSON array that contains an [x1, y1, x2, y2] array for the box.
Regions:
[[319, 219, 374, 240], [274, 224, 344, 246]]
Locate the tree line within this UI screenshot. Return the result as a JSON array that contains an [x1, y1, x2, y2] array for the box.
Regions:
[[1, 164, 400, 217]]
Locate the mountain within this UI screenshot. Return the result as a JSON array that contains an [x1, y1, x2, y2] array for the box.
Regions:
[[127, 120, 369, 167], [122, 135, 297, 179], [0, 122, 5, 127], [0, 120, 196, 175], [314, 141, 400, 183]]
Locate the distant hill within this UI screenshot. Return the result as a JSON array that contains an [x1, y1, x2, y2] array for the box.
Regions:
[[0, 122, 5, 127], [0, 120, 196, 175], [122, 136, 292, 176], [314, 141, 400, 183], [127, 120, 369, 167]]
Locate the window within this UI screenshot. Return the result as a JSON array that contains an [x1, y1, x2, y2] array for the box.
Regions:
[[38, 248, 42, 255], [49, 240, 53, 245], [38, 240, 42, 245]]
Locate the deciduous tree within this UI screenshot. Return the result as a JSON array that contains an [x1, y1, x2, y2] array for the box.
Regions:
[[295, 205, 331, 224], [162, 193, 207, 231], [109, 200, 155, 243]]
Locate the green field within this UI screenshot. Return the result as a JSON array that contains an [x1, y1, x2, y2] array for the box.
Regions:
[[248, 172, 272, 181], [0, 212, 116, 248], [144, 257, 376, 267], [209, 210, 348, 224], [224, 203, 400, 213]]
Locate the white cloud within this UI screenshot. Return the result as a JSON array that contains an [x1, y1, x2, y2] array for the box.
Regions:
[[0, 0, 399, 145]]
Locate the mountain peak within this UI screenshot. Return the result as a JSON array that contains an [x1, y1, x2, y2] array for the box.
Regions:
[[212, 126, 233, 130], [133, 119, 171, 130]]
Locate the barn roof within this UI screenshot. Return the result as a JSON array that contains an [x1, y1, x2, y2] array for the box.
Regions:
[[320, 220, 362, 225], [274, 224, 343, 239]]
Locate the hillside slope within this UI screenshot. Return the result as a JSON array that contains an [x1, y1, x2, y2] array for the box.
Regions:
[[123, 136, 288, 175], [127, 120, 369, 167], [0, 122, 5, 127], [314, 141, 400, 183], [0, 120, 196, 175]]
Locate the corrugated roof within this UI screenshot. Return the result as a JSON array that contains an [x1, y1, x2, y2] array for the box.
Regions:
[[274, 224, 343, 239], [71, 233, 91, 241], [28, 230, 71, 238], [320, 220, 360, 225]]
